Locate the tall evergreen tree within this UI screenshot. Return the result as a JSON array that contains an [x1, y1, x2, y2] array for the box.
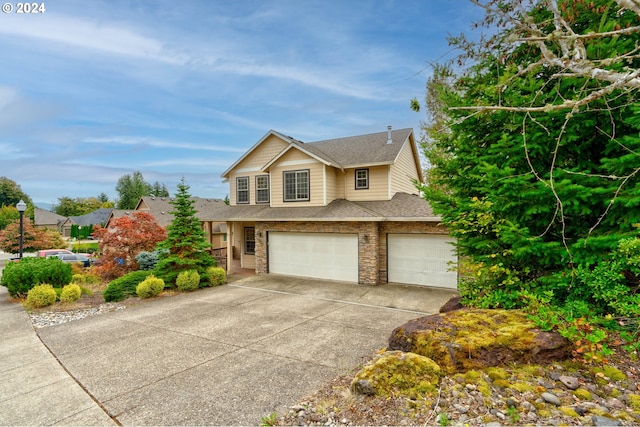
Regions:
[[151, 181, 170, 197], [155, 178, 215, 286], [115, 171, 152, 209], [420, 0, 640, 317]]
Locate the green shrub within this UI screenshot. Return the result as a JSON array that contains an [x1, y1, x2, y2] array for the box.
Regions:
[[60, 283, 82, 303], [136, 275, 165, 298], [72, 273, 86, 284], [25, 284, 57, 309], [206, 266, 226, 287], [135, 251, 160, 271], [82, 270, 101, 284], [176, 270, 200, 292], [1, 257, 73, 297], [103, 270, 154, 302]]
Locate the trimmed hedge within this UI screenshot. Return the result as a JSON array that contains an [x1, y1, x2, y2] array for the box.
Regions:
[[206, 266, 226, 286], [103, 270, 154, 302], [176, 270, 200, 292], [60, 283, 82, 303], [1, 257, 72, 297], [25, 284, 57, 309], [136, 275, 165, 298]]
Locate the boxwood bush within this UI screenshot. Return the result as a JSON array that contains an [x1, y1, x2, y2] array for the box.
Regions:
[[1, 257, 73, 297], [176, 270, 200, 291], [24, 284, 57, 309], [136, 275, 165, 298], [60, 283, 82, 303], [206, 266, 226, 287], [103, 270, 154, 302]]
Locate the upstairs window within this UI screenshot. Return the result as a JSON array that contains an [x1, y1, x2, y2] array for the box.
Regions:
[[355, 169, 369, 190], [284, 170, 309, 202], [236, 177, 249, 204], [256, 175, 270, 204]]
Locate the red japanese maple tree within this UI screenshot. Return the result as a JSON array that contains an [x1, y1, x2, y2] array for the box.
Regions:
[[93, 211, 166, 280]]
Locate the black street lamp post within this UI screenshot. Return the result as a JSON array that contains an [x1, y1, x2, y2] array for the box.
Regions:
[[16, 200, 26, 259]]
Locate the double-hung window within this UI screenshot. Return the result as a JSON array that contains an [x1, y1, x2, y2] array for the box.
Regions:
[[236, 176, 249, 204], [255, 175, 269, 204], [355, 169, 369, 190], [283, 170, 309, 202]]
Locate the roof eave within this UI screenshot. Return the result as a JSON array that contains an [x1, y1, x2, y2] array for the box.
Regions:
[[340, 161, 394, 169], [261, 143, 333, 172]]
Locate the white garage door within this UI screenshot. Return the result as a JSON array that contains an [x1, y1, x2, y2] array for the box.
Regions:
[[268, 232, 358, 282], [388, 234, 457, 289]]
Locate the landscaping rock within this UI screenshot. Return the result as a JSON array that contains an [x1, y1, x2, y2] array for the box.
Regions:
[[388, 308, 572, 374], [439, 295, 463, 313], [351, 350, 440, 397], [592, 415, 622, 426], [559, 375, 580, 390], [541, 392, 561, 406]]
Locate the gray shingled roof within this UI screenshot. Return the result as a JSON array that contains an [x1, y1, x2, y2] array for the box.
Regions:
[[34, 208, 66, 227], [223, 128, 415, 178], [69, 208, 113, 226], [137, 196, 227, 228], [201, 193, 439, 222], [297, 128, 413, 168]]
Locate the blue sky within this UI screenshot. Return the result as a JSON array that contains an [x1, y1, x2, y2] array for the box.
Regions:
[[0, 0, 482, 206]]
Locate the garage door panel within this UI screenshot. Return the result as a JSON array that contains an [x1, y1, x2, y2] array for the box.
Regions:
[[388, 234, 457, 289], [269, 232, 358, 282]]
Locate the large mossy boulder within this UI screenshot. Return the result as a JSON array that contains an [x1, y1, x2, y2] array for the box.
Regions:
[[351, 351, 441, 397], [388, 309, 571, 374]]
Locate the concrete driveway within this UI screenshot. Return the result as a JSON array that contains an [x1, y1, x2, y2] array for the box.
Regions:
[[37, 275, 457, 426]]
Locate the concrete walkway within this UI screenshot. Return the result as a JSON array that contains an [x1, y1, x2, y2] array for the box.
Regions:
[[1, 274, 456, 426], [0, 285, 116, 426]]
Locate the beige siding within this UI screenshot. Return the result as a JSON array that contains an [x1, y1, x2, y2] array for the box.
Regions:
[[390, 140, 421, 196], [228, 135, 289, 205], [231, 221, 256, 269], [344, 166, 390, 201], [269, 148, 325, 207], [324, 166, 344, 203]]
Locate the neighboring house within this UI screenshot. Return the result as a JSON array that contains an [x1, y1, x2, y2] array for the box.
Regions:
[[135, 196, 227, 250], [33, 208, 66, 231], [105, 196, 228, 250], [103, 209, 133, 227], [208, 126, 457, 289], [60, 208, 113, 237]]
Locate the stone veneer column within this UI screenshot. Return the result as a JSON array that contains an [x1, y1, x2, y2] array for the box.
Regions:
[[255, 223, 267, 274], [357, 222, 380, 285]]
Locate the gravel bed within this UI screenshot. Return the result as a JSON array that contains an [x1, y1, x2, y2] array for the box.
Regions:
[[29, 303, 125, 328], [278, 352, 640, 426]]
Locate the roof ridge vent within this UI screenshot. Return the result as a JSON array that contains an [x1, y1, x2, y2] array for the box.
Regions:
[[386, 125, 392, 144]]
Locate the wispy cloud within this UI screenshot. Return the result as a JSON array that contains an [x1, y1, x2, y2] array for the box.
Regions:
[[0, 14, 186, 64], [83, 136, 246, 153]]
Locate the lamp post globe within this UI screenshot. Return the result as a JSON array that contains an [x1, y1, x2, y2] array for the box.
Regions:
[[16, 200, 26, 259]]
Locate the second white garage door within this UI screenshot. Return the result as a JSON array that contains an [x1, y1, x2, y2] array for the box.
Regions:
[[268, 232, 359, 282], [388, 234, 457, 289]]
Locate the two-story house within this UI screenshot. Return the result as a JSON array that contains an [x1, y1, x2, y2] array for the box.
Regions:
[[210, 126, 457, 289]]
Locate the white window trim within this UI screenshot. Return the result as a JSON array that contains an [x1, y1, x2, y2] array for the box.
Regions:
[[355, 168, 369, 190], [255, 175, 270, 204], [283, 169, 310, 202], [236, 176, 249, 204]]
